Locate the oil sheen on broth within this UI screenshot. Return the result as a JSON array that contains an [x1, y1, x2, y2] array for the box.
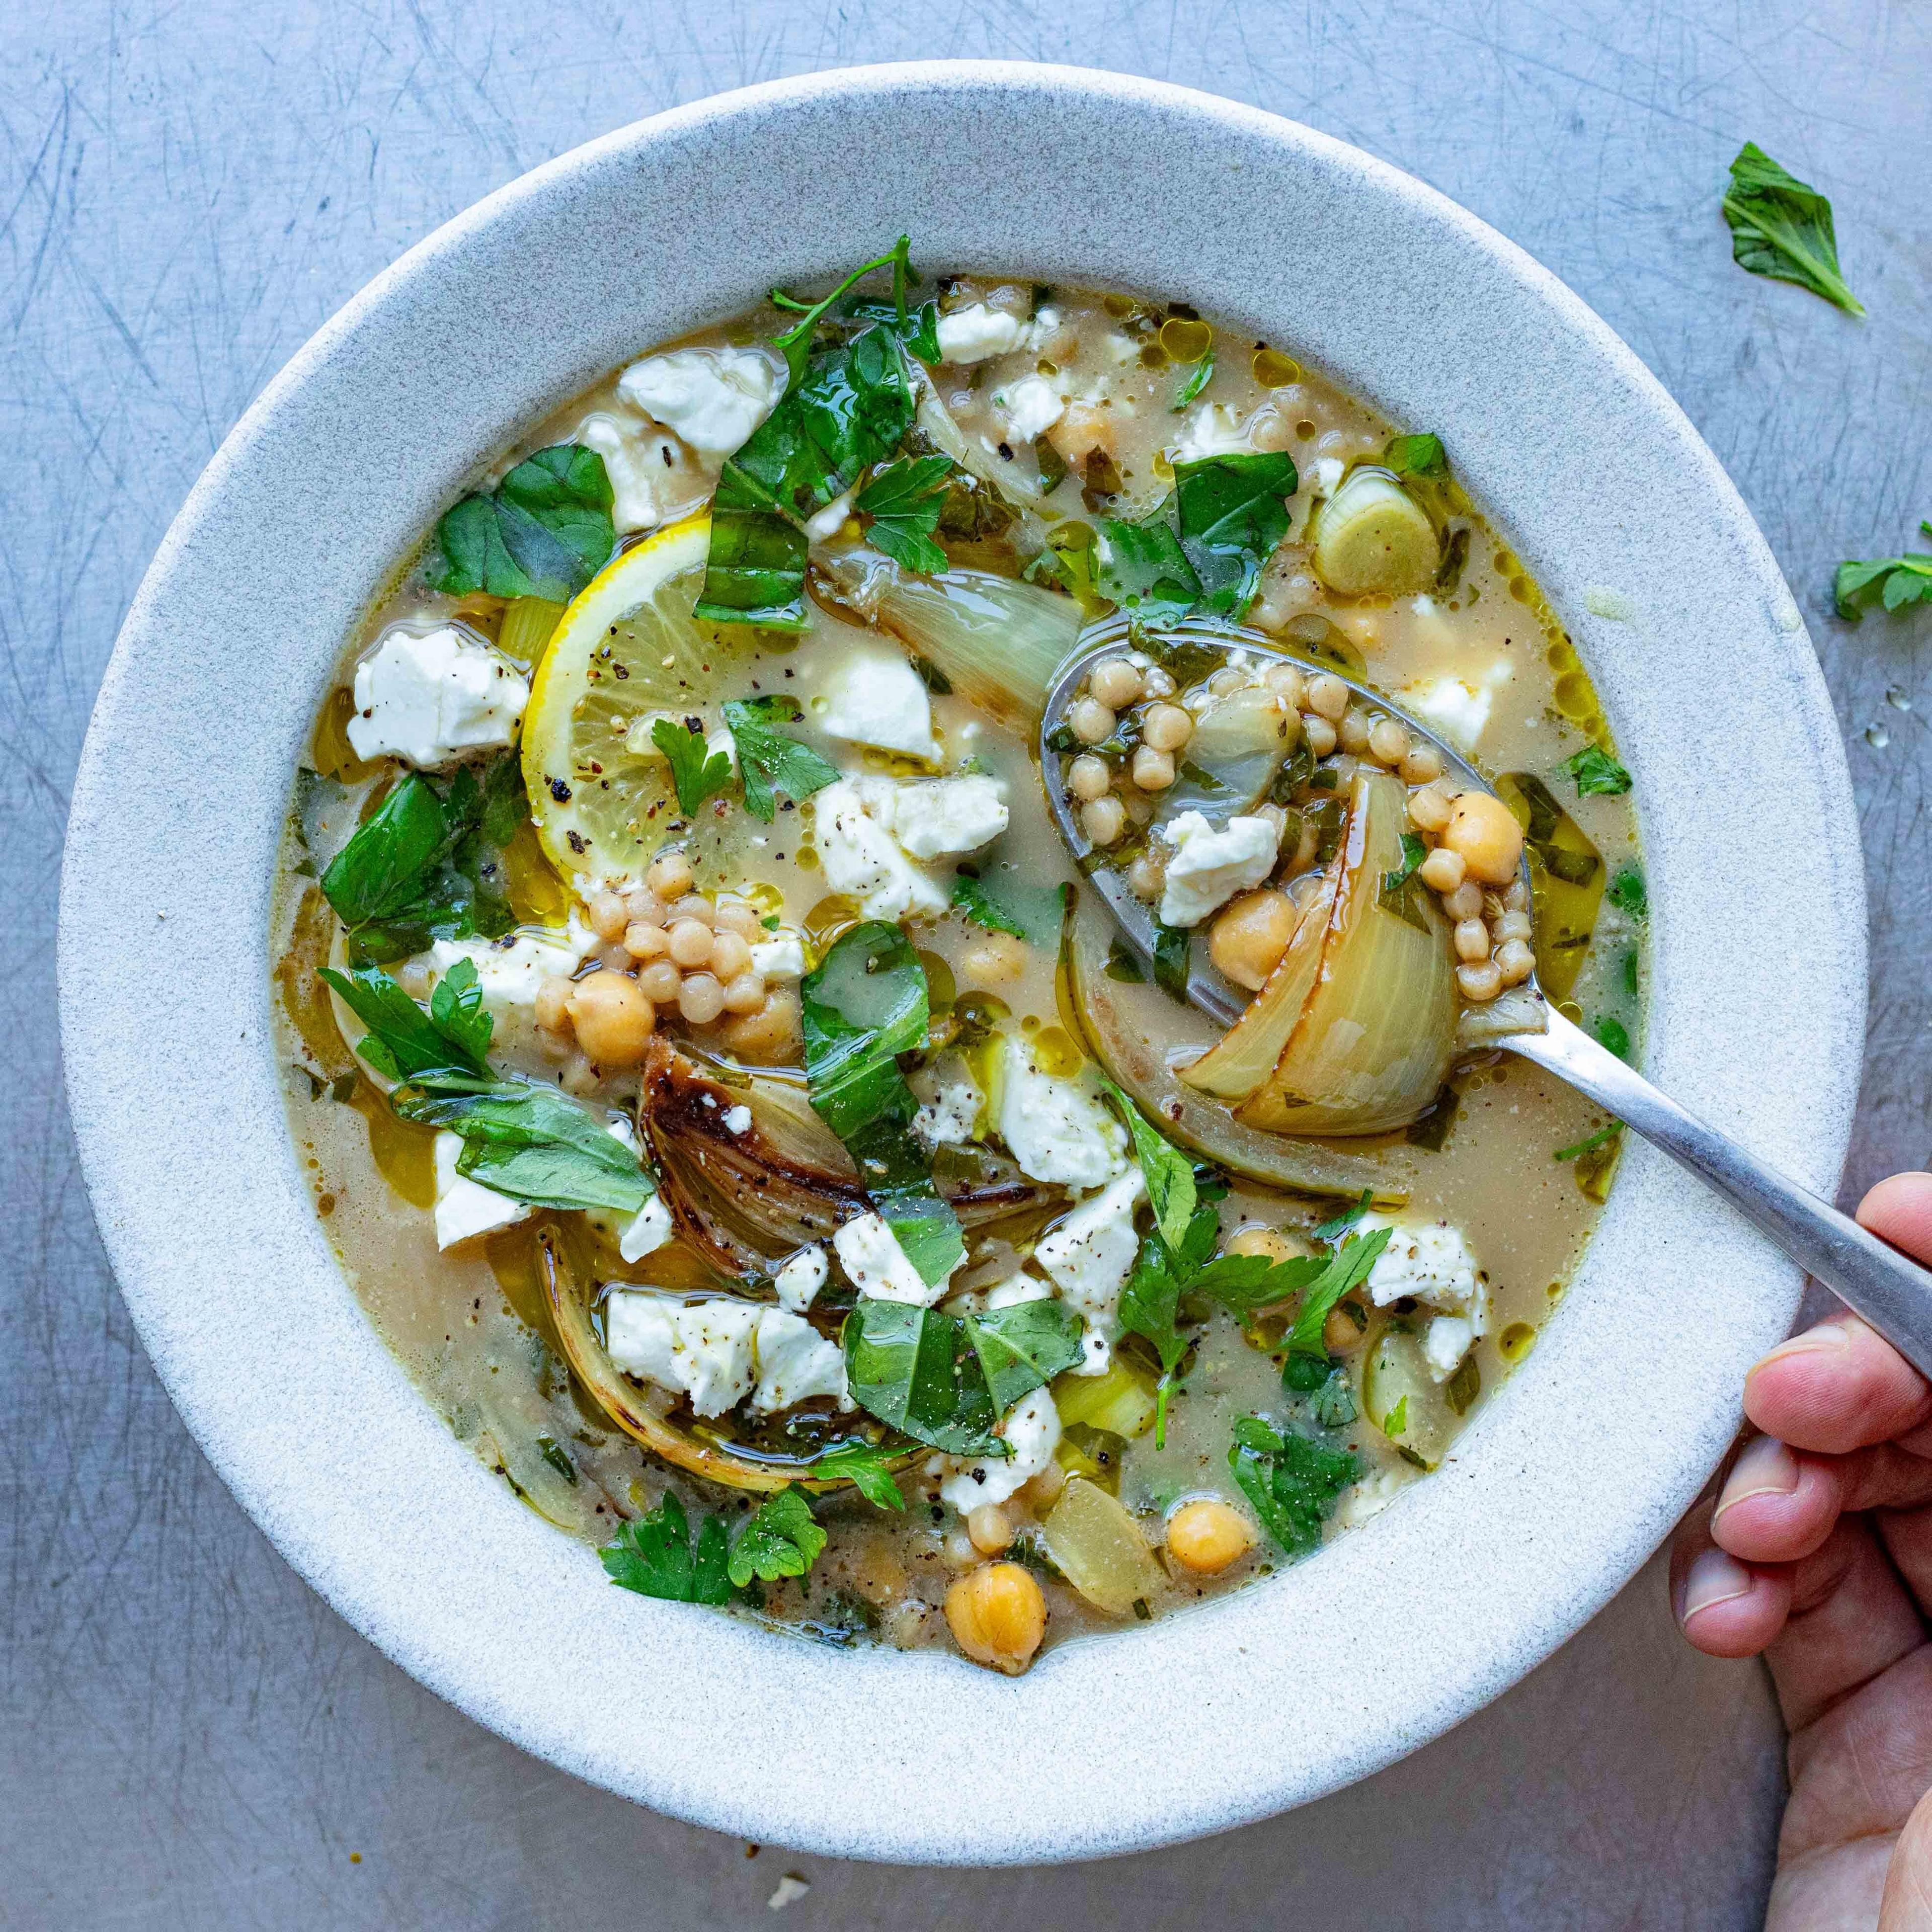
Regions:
[[272, 253, 1642, 1674]]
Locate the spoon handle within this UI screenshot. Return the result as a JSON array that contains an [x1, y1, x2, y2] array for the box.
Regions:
[[1506, 1009, 1932, 1378]]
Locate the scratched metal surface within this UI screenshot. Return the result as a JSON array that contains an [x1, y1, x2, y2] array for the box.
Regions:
[[6, 4, 1929, 1926]]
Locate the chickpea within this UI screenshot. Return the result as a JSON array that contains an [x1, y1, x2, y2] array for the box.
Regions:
[[638, 959, 682, 1002], [719, 988, 803, 1064], [1442, 791, 1526, 886], [1141, 666, 1177, 700], [1457, 959, 1504, 1002], [1090, 657, 1145, 708], [1141, 702, 1194, 753], [960, 930, 1028, 988], [1225, 1224, 1308, 1263], [1166, 1499, 1258, 1577], [1067, 753, 1111, 802], [967, 1504, 1016, 1554], [1209, 888, 1296, 992], [722, 970, 768, 1013], [534, 974, 574, 1033], [1408, 783, 1454, 833], [561, 1051, 601, 1096], [1305, 672, 1349, 721], [1367, 718, 1409, 767], [646, 850, 693, 900], [567, 971, 655, 1069], [1495, 938, 1537, 986], [1125, 854, 1166, 902], [587, 890, 630, 942], [1418, 847, 1465, 893], [624, 921, 670, 961], [945, 1563, 1047, 1673], [1069, 696, 1116, 745], [1494, 909, 1534, 945], [624, 888, 668, 927], [1443, 880, 1485, 922], [1131, 745, 1176, 791], [1262, 662, 1306, 706], [709, 930, 753, 982], [1303, 715, 1338, 759], [713, 900, 762, 941], [677, 972, 726, 1025], [1337, 707, 1371, 754], [1453, 917, 1492, 963], [1323, 1301, 1365, 1353], [667, 918, 715, 969], [1080, 796, 1126, 846], [1047, 401, 1117, 463]]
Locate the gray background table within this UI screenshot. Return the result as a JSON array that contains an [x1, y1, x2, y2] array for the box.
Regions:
[[6, 4, 1928, 1925]]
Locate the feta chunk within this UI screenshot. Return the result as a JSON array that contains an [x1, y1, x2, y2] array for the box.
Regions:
[[1358, 1215, 1489, 1336], [574, 411, 700, 534], [803, 488, 857, 542], [935, 304, 1026, 364], [616, 346, 782, 455], [819, 647, 937, 761], [773, 1244, 829, 1314], [1034, 1166, 1147, 1340], [882, 774, 1008, 859], [585, 1119, 672, 1262], [347, 626, 528, 769], [426, 930, 579, 1067], [984, 1272, 1053, 1309], [603, 1292, 759, 1418], [911, 1054, 983, 1151], [1403, 669, 1511, 756], [431, 1132, 531, 1249], [750, 931, 808, 982], [1157, 811, 1281, 929], [1311, 456, 1346, 497], [748, 1307, 851, 1414], [1422, 1314, 1476, 1382], [940, 1387, 1061, 1510], [814, 779, 950, 922], [1175, 402, 1251, 462], [996, 1037, 1127, 1188], [722, 1104, 753, 1136], [998, 374, 1066, 443], [834, 1211, 945, 1305], [1334, 1466, 1406, 1530]]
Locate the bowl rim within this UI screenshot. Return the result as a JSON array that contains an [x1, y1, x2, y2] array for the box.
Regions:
[[59, 59, 1863, 1865]]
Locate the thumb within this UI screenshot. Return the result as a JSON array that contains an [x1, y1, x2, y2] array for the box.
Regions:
[[1881, 1784, 1932, 1931], [1859, 1174, 1932, 1268]]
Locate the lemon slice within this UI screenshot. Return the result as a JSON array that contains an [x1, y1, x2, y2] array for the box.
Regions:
[[521, 513, 743, 884]]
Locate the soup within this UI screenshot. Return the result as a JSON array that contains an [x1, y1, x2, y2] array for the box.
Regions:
[[273, 243, 1642, 1673]]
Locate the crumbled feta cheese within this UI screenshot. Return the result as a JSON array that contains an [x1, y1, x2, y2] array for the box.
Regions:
[[1312, 456, 1346, 497], [1158, 811, 1281, 929], [431, 1132, 531, 1249], [1422, 1314, 1476, 1381], [583, 1119, 673, 1262], [813, 779, 950, 922], [996, 1037, 1127, 1188], [347, 626, 528, 768], [803, 488, 857, 543], [940, 1386, 1062, 1510], [1175, 401, 1251, 462], [818, 647, 937, 761], [748, 1307, 851, 1414], [574, 410, 697, 533], [911, 1054, 982, 1151], [616, 347, 782, 455], [936, 304, 1026, 364], [721, 1104, 753, 1136], [603, 1292, 760, 1417], [1403, 669, 1511, 755], [749, 930, 808, 981], [1358, 1215, 1489, 1335], [999, 374, 1066, 442], [983, 1272, 1053, 1309], [773, 1244, 829, 1314], [882, 774, 1008, 859], [1334, 1466, 1406, 1530], [426, 930, 579, 1066], [834, 1211, 945, 1305], [1103, 333, 1138, 365], [1034, 1166, 1146, 1339]]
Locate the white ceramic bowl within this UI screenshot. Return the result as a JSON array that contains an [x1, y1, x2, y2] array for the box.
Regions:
[[60, 63, 1862, 1864]]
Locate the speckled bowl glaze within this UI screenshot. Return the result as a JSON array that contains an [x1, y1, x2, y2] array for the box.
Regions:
[[60, 63, 1862, 1864]]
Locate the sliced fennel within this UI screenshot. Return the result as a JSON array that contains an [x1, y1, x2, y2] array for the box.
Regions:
[[1038, 1476, 1167, 1616], [1362, 1323, 1460, 1470], [1154, 684, 1299, 827]]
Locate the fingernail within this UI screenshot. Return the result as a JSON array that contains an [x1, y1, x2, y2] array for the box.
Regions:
[[1714, 1436, 1798, 1518], [1679, 1548, 1754, 1626], [1754, 1323, 1854, 1371]]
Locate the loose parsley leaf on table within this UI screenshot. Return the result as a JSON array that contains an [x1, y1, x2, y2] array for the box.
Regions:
[[856, 453, 953, 575], [721, 696, 840, 822], [431, 444, 617, 601], [1721, 142, 1865, 318], [601, 1492, 734, 1604], [1229, 1416, 1360, 1558], [727, 1487, 828, 1589], [1834, 525, 1932, 620], [651, 717, 737, 816], [1564, 744, 1632, 797]]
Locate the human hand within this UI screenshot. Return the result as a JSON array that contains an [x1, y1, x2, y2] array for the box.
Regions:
[[1673, 1173, 1932, 1929]]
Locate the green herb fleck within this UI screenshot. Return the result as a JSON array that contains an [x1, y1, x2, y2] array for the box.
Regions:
[[1564, 744, 1632, 797], [1721, 142, 1864, 317], [651, 717, 736, 815], [601, 1492, 733, 1604], [1384, 433, 1447, 478], [721, 696, 840, 822]]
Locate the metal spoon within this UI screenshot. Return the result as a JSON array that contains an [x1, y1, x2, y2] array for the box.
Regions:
[[1041, 623, 1932, 1377]]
